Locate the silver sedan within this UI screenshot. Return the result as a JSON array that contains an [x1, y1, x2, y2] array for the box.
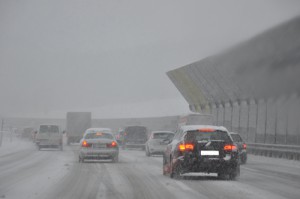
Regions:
[[79, 128, 119, 163]]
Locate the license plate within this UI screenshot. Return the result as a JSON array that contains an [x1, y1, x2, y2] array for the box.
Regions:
[[200, 150, 219, 156], [93, 144, 106, 148]]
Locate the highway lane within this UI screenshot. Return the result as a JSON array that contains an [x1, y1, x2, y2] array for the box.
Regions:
[[1, 140, 300, 199]]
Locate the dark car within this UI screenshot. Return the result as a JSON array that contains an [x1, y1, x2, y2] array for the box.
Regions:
[[163, 125, 240, 180], [230, 132, 247, 164], [115, 129, 125, 145], [123, 126, 148, 150]]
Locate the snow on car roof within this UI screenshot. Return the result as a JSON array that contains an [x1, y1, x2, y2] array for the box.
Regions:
[[180, 125, 228, 132], [85, 128, 112, 133], [151, 131, 174, 134]]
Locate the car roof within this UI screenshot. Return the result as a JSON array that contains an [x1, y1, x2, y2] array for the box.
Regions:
[[180, 125, 228, 132], [85, 128, 112, 133], [151, 131, 174, 134]]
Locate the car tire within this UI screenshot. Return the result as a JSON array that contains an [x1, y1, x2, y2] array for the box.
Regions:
[[112, 155, 119, 163], [241, 155, 247, 164], [170, 157, 182, 179], [163, 155, 167, 175], [146, 146, 150, 157], [229, 164, 240, 180]]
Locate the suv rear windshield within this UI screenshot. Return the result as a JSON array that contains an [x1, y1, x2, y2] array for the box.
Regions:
[[39, 125, 59, 133], [153, 132, 174, 140], [185, 130, 231, 142]]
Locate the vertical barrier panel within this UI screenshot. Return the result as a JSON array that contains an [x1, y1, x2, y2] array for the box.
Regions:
[[286, 94, 299, 145], [265, 99, 276, 144], [224, 102, 232, 131], [231, 102, 239, 133], [256, 99, 266, 143], [211, 104, 218, 125], [239, 100, 248, 140], [217, 104, 224, 126], [276, 97, 288, 144], [248, 99, 257, 143]]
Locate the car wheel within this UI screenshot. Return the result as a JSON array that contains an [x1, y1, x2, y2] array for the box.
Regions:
[[163, 155, 167, 175], [229, 164, 240, 180], [146, 147, 150, 157], [112, 155, 119, 163], [170, 157, 182, 179], [241, 155, 247, 164]]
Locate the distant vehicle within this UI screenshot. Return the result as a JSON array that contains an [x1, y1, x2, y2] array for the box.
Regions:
[[145, 131, 174, 156], [163, 125, 240, 180], [123, 125, 148, 150], [230, 132, 247, 164], [79, 128, 119, 163], [66, 112, 91, 145], [35, 125, 63, 151], [22, 127, 35, 140], [115, 129, 125, 145], [178, 113, 213, 127]]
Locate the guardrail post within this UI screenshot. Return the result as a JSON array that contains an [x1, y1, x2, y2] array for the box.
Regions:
[[246, 99, 251, 142], [215, 103, 219, 126], [264, 98, 268, 144], [274, 99, 279, 144], [254, 99, 259, 143], [0, 119, 4, 147], [229, 100, 233, 132]]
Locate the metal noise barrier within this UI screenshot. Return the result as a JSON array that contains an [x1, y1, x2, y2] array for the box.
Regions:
[[247, 143, 300, 161]]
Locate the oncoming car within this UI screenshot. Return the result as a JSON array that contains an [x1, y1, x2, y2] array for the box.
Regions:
[[163, 125, 240, 180], [145, 131, 174, 156], [79, 128, 119, 163], [230, 132, 247, 164]]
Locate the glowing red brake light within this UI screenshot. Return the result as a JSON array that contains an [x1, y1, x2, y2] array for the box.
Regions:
[[224, 144, 237, 151], [107, 141, 118, 148], [82, 140, 90, 147], [243, 144, 247, 149], [179, 143, 194, 152]]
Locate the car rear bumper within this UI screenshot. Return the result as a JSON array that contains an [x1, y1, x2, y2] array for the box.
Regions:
[[79, 149, 118, 159], [175, 155, 239, 173]]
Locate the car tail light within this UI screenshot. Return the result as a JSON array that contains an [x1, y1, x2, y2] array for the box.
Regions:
[[243, 144, 247, 149], [179, 143, 194, 152], [198, 128, 214, 132], [107, 141, 118, 148], [224, 144, 237, 152], [82, 140, 91, 147]]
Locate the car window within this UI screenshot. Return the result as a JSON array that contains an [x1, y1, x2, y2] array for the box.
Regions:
[[84, 132, 113, 139], [152, 132, 174, 140], [185, 130, 231, 142], [39, 125, 59, 133]]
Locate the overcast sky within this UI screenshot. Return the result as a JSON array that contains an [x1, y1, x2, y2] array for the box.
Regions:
[[1, 0, 300, 118]]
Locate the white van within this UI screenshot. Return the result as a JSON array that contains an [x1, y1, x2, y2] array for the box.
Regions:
[[35, 124, 63, 151]]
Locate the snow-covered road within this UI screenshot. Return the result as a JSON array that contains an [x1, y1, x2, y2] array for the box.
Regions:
[[0, 139, 299, 199]]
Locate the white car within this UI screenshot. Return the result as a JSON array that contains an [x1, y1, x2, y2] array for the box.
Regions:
[[145, 131, 174, 156], [35, 124, 63, 151], [79, 128, 119, 163]]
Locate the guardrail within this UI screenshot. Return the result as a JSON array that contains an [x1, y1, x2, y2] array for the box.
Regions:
[[247, 143, 300, 161]]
